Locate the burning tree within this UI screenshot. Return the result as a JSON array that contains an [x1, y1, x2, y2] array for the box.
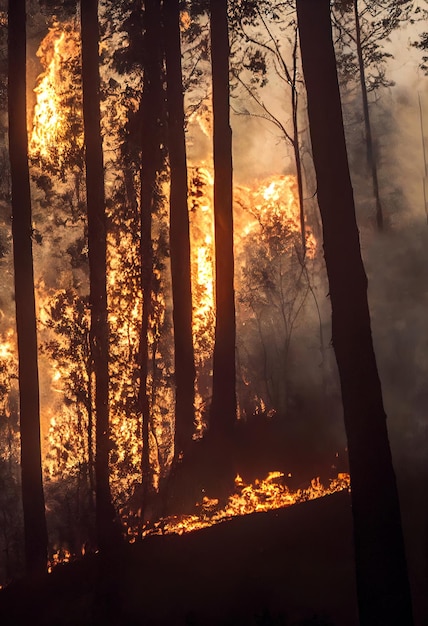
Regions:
[[236, 175, 316, 416], [80, 0, 118, 550], [163, 0, 196, 465], [229, 0, 309, 256], [2, 8, 418, 619], [8, 0, 49, 576], [0, 334, 22, 584]]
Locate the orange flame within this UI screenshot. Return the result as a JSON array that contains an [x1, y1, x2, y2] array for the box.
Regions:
[[29, 23, 82, 166], [120, 471, 350, 539]]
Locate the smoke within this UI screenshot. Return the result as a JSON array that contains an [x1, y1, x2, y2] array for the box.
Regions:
[[335, 27, 428, 621], [222, 15, 428, 501], [352, 32, 428, 474]]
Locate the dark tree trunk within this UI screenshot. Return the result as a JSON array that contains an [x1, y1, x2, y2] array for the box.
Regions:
[[138, 0, 164, 519], [8, 0, 48, 577], [296, 2, 413, 625], [289, 29, 306, 257], [81, 0, 116, 551], [209, 0, 237, 435], [86, 357, 95, 495], [163, 0, 196, 459], [354, 0, 384, 230]]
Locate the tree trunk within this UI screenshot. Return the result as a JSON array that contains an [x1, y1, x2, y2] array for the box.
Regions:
[[296, 1, 414, 625], [81, 0, 116, 551], [354, 0, 384, 230], [8, 0, 48, 577], [163, 0, 196, 459], [290, 29, 306, 257], [138, 0, 164, 520], [209, 0, 237, 435]]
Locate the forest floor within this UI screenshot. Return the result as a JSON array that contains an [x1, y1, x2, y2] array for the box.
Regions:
[[1, 482, 427, 626], [0, 491, 360, 626]]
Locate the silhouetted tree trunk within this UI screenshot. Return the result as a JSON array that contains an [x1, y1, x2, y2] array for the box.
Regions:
[[8, 0, 48, 577], [81, 0, 116, 550], [163, 0, 196, 459], [296, 2, 413, 625], [209, 0, 237, 435], [138, 0, 164, 520]]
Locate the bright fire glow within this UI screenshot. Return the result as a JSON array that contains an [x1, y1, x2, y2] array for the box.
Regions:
[[29, 22, 82, 165], [0, 332, 14, 360], [237, 174, 316, 258], [24, 22, 330, 569], [121, 471, 351, 539]]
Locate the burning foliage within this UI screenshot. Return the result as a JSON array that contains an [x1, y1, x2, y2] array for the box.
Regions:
[[0, 14, 346, 581]]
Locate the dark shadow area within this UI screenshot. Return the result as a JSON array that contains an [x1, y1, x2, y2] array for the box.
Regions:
[[0, 491, 358, 626]]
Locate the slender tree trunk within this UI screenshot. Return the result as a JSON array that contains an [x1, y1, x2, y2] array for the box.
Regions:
[[8, 0, 48, 577], [138, 0, 164, 520], [290, 30, 306, 257], [209, 0, 237, 435], [296, 2, 413, 624], [417, 92, 428, 223], [86, 359, 95, 495], [354, 0, 384, 230], [293, 137, 306, 255], [163, 0, 196, 459], [81, 0, 116, 551]]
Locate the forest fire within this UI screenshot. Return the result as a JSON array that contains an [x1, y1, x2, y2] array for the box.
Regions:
[[0, 3, 353, 590], [25, 21, 324, 503], [0, 1, 424, 624]]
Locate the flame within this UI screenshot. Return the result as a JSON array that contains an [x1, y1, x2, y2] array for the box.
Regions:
[[180, 10, 191, 32], [189, 166, 216, 363], [0, 331, 14, 360], [237, 174, 316, 258], [48, 547, 73, 573], [29, 22, 82, 166], [120, 471, 350, 539], [189, 172, 316, 355]]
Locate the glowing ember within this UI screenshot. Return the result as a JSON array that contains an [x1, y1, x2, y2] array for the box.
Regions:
[[48, 547, 73, 573]]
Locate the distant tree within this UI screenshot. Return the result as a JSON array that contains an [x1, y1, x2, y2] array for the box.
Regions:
[[236, 178, 312, 414], [332, 0, 415, 229], [297, 1, 414, 624], [413, 25, 428, 220], [80, 0, 117, 550], [230, 0, 308, 256], [39, 0, 78, 20], [209, 0, 237, 435], [413, 29, 428, 74], [163, 0, 196, 460], [8, 0, 48, 576]]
